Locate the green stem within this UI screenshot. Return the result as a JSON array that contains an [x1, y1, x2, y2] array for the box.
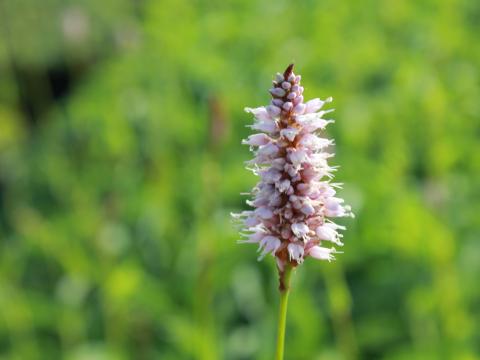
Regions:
[[275, 265, 293, 360]]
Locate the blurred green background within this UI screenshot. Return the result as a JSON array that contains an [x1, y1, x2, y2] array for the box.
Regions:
[[0, 0, 479, 359]]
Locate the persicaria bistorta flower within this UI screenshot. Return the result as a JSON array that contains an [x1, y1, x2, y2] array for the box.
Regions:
[[233, 64, 353, 271]]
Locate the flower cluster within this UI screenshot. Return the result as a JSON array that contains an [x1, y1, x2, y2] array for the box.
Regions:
[[233, 64, 353, 270]]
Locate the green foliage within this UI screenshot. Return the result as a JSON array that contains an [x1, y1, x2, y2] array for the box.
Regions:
[[0, 0, 479, 358]]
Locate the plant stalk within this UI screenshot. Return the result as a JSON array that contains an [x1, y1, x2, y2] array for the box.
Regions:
[[275, 265, 293, 360]]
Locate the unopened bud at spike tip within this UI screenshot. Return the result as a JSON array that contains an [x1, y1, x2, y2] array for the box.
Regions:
[[283, 63, 294, 80]]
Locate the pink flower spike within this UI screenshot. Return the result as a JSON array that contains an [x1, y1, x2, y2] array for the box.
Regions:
[[232, 64, 353, 269]]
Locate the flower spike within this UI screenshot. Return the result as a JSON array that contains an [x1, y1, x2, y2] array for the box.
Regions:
[[233, 64, 353, 271]]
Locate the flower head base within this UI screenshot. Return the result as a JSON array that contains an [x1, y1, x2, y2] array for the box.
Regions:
[[233, 64, 353, 271]]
